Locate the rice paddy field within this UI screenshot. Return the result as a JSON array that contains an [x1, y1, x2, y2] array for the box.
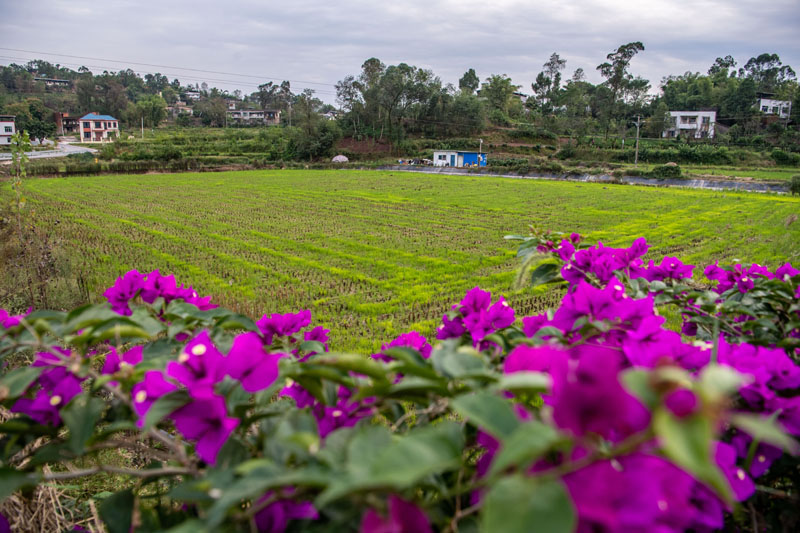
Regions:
[[5, 169, 800, 351]]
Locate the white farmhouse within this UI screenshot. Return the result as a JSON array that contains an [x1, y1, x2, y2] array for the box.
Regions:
[[663, 111, 716, 139], [757, 98, 792, 119], [0, 115, 15, 145]]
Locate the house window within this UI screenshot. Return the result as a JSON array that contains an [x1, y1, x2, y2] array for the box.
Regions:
[[761, 106, 768, 112], [83, 122, 90, 128], [4, 126, 11, 133], [84, 132, 91, 139], [702, 116, 710, 124], [95, 121, 102, 128]]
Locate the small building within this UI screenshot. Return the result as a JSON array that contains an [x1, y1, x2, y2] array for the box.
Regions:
[[0, 115, 15, 145], [663, 111, 716, 139], [757, 98, 791, 119], [432, 150, 487, 167], [227, 109, 281, 126], [167, 102, 194, 117], [34, 77, 72, 89], [55, 112, 79, 135], [184, 91, 201, 101], [79, 113, 120, 143]]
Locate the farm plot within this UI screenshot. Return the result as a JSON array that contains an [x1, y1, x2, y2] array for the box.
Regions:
[[8, 169, 800, 351]]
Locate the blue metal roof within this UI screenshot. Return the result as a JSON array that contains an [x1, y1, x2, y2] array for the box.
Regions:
[[80, 113, 118, 120]]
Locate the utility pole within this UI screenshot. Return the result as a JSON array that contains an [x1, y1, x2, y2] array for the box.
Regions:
[[634, 115, 641, 167]]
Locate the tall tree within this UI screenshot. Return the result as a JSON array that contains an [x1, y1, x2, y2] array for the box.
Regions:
[[738, 53, 796, 93], [480, 74, 520, 113], [596, 42, 645, 103], [458, 69, 480, 95], [708, 56, 737, 77], [136, 94, 167, 128]]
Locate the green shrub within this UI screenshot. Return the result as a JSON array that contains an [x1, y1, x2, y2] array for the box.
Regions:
[[790, 175, 800, 196], [771, 149, 800, 167], [648, 164, 682, 179]]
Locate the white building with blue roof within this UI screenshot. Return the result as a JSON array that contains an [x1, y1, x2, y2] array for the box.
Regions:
[[79, 112, 120, 142]]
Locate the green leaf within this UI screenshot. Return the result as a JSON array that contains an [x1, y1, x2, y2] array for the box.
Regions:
[[452, 392, 520, 439], [432, 345, 488, 378], [620, 369, 658, 408], [216, 313, 257, 332], [0, 467, 39, 501], [530, 262, 561, 286], [298, 340, 326, 354], [493, 372, 551, 395], [312, 353, 389, 382], [368, 421, 464, 485], [653, 409, 733, 505], [0, 366, 43, 399], [481, 475, 575, 533], [698, 364, 744, 404], [98, 488, 135, 533], [64, 304, 119, 333], [317, 422, 464, 506], [487, 421, 560, 477], [61, 394, 106, 455], [142, 390, 190, 431], [730, 413, 800, 454]]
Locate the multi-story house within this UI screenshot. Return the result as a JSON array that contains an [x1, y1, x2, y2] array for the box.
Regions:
[[757, 98, 792, 119], [0, 115, 15, 145], [55, 112, 80, 135], [663, 111, 716, 139], [79, 113, 120, 142], [226, 109, 281, 126]]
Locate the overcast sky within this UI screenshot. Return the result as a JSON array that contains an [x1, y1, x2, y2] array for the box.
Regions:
[[2, 0, 798, 103]]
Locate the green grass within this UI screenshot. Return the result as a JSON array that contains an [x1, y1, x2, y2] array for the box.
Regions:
[[4, 169, 799, 351], [619, 163, 799, 181], [682, 166, 799, 181]]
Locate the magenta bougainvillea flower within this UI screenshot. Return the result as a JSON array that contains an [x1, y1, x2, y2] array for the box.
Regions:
[[731, 432, 782, 479], [166, 331, 225, 399], [254, 491, 318, 532], [103, 270, 145, 315], [0, 307, 29, 328], [101, 346, 144, 387], [282, 383, 372, 438], [257, 310, 312, 344], [632, 256, 695, 282], [171, 395, 239, 464], [140, 269, 178, 303], [131, 370, 178, 426], [664, 388, 698, 418], [436, 287, 515, 346], [564, 453, 701, 532], [225, 332, 284, 393], [714, 441, 755, 502], [550, 345, 650, 440], [102, 269, 217, 315], [360, 495, 432, 533], [375, 331, 433, 362], [11, 376, 83, 426]]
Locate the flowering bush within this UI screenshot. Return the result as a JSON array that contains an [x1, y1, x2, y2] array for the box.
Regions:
[[1, 238, 798, 532]]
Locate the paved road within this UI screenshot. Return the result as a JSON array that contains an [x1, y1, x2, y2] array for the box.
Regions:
[[0, 137, 97, 161]]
